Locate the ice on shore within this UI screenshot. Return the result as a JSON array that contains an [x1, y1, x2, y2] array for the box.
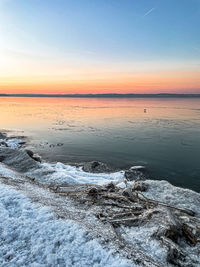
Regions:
[[0, 138, 24, 149], [0, 157, 200, 266], [143, 180, 200, 216], [1, 146, 200, 217], [0, 163, 20, 179], [130, 166, 145, 170], [27, 162, 200, 217], [0, 147, 125, 186], [0, 182, 132, 267], [28, 162, 125, 186], [0, 147, 200, 218], [0, 131, 200, 266]]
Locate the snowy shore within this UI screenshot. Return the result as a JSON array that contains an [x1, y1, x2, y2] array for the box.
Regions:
[[0, 133, 200, 267]]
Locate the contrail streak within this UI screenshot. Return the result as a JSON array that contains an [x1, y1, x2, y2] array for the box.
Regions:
[[143, 7, 156, 17]]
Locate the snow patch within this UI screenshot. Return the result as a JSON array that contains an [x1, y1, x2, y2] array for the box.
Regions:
[[28, 162, 125, 186], [116, 182, 127, 189], [0, 183, 133, 267], [120, 225, 167, 264], [0, 138, 24, 148], [130, 166, 145, 170], [143, 180, 200, 216], [0, 163, 20, 179]]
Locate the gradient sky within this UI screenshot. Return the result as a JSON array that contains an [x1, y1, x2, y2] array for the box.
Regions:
[[0, 0, 200, 94]]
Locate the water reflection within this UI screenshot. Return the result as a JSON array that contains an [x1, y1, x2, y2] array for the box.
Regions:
[[0, 97, 200, 191]]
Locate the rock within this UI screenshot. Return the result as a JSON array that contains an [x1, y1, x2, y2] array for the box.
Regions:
[[133, 181, 148, 192], [25, 149, 34, 157], [0, 155, 5, 162], [18, 141, 26, 145], [82, 161, 111, 173], [0, 133, 6, 139], [122, 188, 133, 198], [57, 143, 63, 146], [27, 151, 41, 162], [0, 147, 40, 173], [124, 170, 146, 181], [0, 141, 8, 147], [32, 155, 41, 163], [105, 182, 116, 192], [130, 165, 146, 171], [88, 187, 98, 195], [25, 149, 41, 163]]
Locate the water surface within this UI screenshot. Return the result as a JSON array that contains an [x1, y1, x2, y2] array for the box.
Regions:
[[0, 97, 200, 192]]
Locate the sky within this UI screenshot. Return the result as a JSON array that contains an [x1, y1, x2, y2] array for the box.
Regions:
[[0, 0, 200, 94]]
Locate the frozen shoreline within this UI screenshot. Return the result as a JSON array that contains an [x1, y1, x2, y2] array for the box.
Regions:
[[0, 133, 200, 266]]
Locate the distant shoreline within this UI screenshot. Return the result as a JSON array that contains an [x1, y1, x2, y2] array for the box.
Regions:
[[1, 93, 200, 98]]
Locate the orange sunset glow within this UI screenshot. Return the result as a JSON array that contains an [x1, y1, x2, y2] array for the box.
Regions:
[[1, 71, 200, 94], [1, 0, 200, 95]]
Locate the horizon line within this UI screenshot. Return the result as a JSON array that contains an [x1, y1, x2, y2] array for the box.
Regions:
[[1, 93, 200, 98]]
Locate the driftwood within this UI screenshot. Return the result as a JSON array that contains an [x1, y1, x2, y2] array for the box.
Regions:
[[182, 223, 200, 246], [0, 175, 165, 267], [51, 182, 200, 266], [137, 192, 195, 217], [0, 173, 200, 267]]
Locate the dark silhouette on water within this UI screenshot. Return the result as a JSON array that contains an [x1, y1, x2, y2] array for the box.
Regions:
[[0, 93, 200, 98]]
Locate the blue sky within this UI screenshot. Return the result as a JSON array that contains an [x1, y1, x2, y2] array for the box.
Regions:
[[0, 0, 200, 93]]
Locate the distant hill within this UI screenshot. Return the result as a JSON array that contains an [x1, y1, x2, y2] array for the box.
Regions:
[[0, 93, 200, 98]]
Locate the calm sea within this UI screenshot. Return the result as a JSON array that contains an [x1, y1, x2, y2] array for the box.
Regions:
[[0, 97, 200, 192]]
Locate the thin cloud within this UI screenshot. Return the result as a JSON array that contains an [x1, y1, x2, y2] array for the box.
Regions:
[[192, 46, 200, 52], [143, 7, 156, 17]]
